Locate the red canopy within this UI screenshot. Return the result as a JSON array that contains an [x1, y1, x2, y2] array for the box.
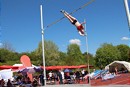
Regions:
[[45, 65, 94, 70], [0, 65, 19, 70], [0, 65, 94, 71]]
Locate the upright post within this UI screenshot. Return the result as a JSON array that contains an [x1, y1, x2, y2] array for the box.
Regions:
[[124, 0, 130, 60], [84, 19, 91, 85], [124, 0, 130, 28], [40, 5, 46, 86], [0, 1, 2, 47]]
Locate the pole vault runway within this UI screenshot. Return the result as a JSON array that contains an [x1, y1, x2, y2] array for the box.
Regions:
[[43, 84, 130, 87], [43, 73, 130, 87]]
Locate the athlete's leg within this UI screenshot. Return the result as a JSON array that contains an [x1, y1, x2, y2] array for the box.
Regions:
[[61, 10, 76, 23], [64, 12, 76, 21], [64, 13, 74, 23], [63, 11, 76, 19]]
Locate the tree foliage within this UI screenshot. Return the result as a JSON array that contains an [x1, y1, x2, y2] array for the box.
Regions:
[[1, 40, 130, 70], [1, 41, 15, 52], [58, 52, 67, 65], [0, 48, 19, 65], [95, 43, 121, 69], [34, 40, 59, 66], [66, 44, 84, 65], [116, 44, 129, 61], [83, 52, 95, 67]]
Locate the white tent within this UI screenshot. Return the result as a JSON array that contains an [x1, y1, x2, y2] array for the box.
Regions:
[[105, 61, 130, 72], [0, 69, 13, 81]]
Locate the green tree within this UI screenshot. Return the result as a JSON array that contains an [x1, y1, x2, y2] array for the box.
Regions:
[[128, 48, 130, 62], [82, 52, 95, 66], [58, 52, 67, 65], [66, 44, 83, 65], [34, 40, 59, 66], [95, 43, 121, 69], [0, 48, 8, 63], [116, 44, 129, 61], [1, 41, 15, 52], [0, 48, 20, 65], [29, 51, 39, 65]]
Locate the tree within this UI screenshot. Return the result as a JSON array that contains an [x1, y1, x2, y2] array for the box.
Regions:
[[95, 43, 121, 69], [66, 44, 84, 65], [116, 44, 129, 61], [82, 52, 95, 66], [1, 41, 15, 52], [58, 52, 67, 65], [0, 48, 7, 63], [0, 48, 20, 65], [128, 48, 130, 61], [34, 40, 59, 66]]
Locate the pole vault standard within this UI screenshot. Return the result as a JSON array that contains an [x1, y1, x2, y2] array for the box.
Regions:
[[124, 0, 130, 28], [84, 19, 91, 85], [40, 5, 46, 86], [124, 0, 130, 59]]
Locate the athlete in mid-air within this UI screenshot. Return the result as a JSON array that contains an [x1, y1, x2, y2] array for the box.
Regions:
[[60, 10, 86, 36]]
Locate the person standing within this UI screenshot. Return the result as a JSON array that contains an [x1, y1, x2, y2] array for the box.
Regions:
[[48, 71, 53, 83], [115, 67, 118, 75], [57, 70, 63, 84], [75, 70, 80, 83], [38, 73, 44, 86], [60, 70, 64, 83], [7, 79, 13, 87]]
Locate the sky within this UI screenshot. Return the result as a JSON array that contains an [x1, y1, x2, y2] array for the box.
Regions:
[[0, 0, 130, 55]]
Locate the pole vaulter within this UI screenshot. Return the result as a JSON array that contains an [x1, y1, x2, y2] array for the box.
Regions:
[[60, 10, 86, 36], [44, 0, 95, 29]]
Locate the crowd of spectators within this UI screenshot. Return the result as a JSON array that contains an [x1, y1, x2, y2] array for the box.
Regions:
[[0, 69, 89, 87], [46, 69, 89, 84]]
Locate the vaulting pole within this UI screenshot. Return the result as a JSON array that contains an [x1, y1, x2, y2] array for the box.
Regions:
[[40, 5, 46, 86]]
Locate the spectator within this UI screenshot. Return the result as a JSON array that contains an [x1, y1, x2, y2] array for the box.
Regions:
[[57, 70, 63, 84], [32, 78, 38, 87], [75, 70, 80, 83], [38, 73, 44, 86], [53, 72, 58, 84], [115, 67, 118, 75], [60, 70, 65, 83], [0, 79, 5, 87], [7, 79, 13, 87], [48, 71, 53, 82], [81, 69, 85, 81]]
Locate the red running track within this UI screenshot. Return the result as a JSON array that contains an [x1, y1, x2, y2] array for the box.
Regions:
[[91, 73, 130, 86]]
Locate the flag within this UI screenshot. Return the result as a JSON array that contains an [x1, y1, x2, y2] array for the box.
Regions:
[[20, 55, 33, 82], [124, 0, 130, 28]]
